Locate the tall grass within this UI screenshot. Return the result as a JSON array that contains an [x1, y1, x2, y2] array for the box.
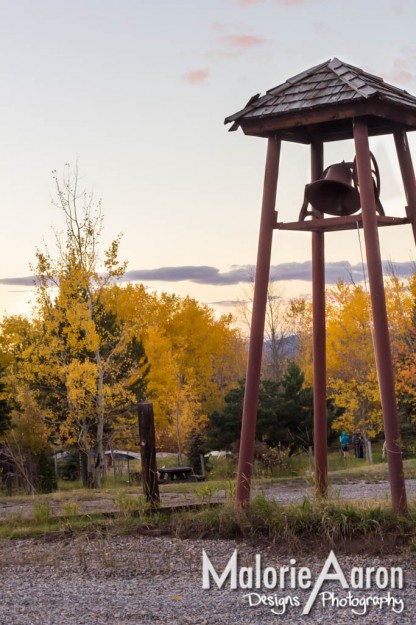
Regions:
[[0, 491, 414, 553], [171, 495, 415, 552]]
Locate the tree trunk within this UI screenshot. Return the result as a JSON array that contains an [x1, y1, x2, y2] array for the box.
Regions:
[[94, 349, 105, 488], [86, 286, 105, 489], [175, 377, 183, 466], [79, 449, 89, 487]]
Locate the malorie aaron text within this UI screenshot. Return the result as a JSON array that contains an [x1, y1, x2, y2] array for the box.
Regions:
[[202, 549, 404, 615]]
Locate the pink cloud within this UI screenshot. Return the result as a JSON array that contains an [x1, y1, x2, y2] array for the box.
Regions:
[[384, 49, 416, 86], [209, 31, 266, 60], [278, 0, 327, 5], [234, 0, 323, 6], [221, 34, 265, 48], [211, 22, 227, 31], [313, 22, 332, 37], [392, 0, 410, 14], [390, 69, 416, 84], [183, 68, 210, 85]]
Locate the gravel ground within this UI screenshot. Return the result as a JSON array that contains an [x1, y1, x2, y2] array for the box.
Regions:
[[262, 478, 416, 505], [1, 480, 415, 625], [0, 535, 414, 625]]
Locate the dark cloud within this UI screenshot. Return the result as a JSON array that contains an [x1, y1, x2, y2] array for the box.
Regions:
[[0, 276, 35, 286], [124, 266, 254, 285], [124, 261, 416, 286], [1, 261, 415, 289], [208, 300, 244, 306]]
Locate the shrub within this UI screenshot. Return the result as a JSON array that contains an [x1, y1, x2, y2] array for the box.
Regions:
[[36, 451, 57, 493]]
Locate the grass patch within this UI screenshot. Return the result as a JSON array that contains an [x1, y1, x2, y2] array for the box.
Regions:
[[32, 500, 51, 525], [328, 458, 416, 482], [0, 494, 414, 554], [0, 514, 111, 540], [0, 449, 414, 550], [170, 496, 416, 553]]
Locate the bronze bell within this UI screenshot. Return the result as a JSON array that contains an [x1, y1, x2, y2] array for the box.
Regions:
[[305, 162, 361, 216]]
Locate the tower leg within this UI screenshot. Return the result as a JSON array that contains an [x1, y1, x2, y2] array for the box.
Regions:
[[311, 140, 328, 496], [394, 128, 416, 245], [354, 119, 407, 513], [236, 135, 281, 507]]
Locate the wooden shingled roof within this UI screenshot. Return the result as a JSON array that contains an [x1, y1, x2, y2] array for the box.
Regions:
[[225, 58, 416, 143]]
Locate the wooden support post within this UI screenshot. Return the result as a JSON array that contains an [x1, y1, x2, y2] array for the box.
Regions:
[[199, 453, 206, 479], [79, 450, 89, 488], [311, 139, 328, 496], [354, 119, 407, 513], [236, 135, 281, 507], [394, 128, 416, 245], [138, 402, 160, 505]]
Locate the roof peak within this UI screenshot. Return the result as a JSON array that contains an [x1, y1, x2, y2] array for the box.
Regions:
[[267, 57, 385, 94]]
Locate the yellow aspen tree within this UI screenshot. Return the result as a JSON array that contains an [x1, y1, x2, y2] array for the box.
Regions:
[[140, 293, 245, 454], [26, 164, 147, 487], [393, 273, 416, 418], [323, 281, 383, 439]]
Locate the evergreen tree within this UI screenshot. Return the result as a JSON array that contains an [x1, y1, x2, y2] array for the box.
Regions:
[[208, 362, 315, 450], [0, 368, 12, 435]]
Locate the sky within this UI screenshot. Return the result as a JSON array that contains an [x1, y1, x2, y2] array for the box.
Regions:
[[1, 0, 416, 321]]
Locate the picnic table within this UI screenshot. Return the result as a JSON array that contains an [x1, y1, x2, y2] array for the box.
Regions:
[[158, 466, 195, 483]]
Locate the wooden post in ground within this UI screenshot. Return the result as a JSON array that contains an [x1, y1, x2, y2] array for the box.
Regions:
[[199, 453, 206, 479], [138, 402, 160, 505]]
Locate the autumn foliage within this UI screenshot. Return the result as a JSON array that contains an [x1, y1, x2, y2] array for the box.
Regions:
[[0, 166, 245, 488], [1, 165, 415, 491], [288, 274, 416, 440]]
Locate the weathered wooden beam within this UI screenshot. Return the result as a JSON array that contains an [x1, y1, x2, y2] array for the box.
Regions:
[[138, 402, 160, 505], [236, 135, 281, 508], [354, 118, 407, 514], [239, 102, 416, 140], [275, 215, 409, 233], [394, 128, 416, 245], [311, 139, 328, 497]]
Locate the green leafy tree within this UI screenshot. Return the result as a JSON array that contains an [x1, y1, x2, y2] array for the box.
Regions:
[[185, 426, 209, 474], [208, 362, 315, 450]]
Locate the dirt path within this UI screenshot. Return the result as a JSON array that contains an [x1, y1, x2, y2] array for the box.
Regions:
[[1, 478, 415, 522], [260, 478, 416, 505]]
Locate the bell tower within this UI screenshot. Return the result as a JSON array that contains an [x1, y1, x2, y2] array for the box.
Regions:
[[225, 58, 416, 512]]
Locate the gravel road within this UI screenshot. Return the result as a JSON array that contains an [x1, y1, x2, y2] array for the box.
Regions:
[[261, 478, 416, 505], [2, 478, 416, 522], [0, 534, 414, 625], [1, 479, 415, 625]]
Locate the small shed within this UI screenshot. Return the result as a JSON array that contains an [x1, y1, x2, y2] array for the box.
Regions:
[[105, 449, 141, 482]]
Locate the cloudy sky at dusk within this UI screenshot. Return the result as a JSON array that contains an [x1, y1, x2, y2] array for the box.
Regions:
[[1, 0, 416, 319]]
